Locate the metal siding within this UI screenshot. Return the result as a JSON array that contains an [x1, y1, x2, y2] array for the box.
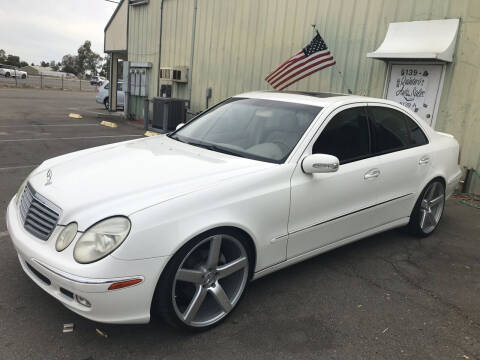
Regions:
[[126, 0, 479, 170], [128, 0, 162, 119], [105, 0, 128, 51]]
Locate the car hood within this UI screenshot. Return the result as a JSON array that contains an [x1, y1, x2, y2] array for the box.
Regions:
[[27, 135, 274, 228]]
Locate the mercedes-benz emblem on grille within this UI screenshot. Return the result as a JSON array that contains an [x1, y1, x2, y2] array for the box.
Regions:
[[45, 169, 53, 186]]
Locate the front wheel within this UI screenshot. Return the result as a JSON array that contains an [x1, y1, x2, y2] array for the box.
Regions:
[[5, 72, 10, 78], [104, 97, 109, 110], [408, 179, 445, 237], [154, 231, 251, 331], [21, 74, 26, 79]]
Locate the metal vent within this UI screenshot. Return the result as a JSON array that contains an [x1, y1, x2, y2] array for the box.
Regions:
[[19, 183, 60, 240]]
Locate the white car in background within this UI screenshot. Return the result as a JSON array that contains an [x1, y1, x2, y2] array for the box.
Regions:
[[95, 80, 124, 110], [6, 91, 462, 331], [0, 64, 27, 79]]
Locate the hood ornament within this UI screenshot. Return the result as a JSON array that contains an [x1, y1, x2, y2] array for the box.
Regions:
[[45, 169, 53, 186]]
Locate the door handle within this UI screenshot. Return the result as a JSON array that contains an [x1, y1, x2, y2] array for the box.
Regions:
[[418, 155, 430, 165], [364, 168, 380, 180]]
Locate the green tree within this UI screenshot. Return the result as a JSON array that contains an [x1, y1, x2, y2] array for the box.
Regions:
[[61, 54, 78, 75], [5, 55, 20, 67], [0, 49, 6, 63], [99, 55, 110, 78], [19, 61, 28, 67], [77, 40, 101, 76]]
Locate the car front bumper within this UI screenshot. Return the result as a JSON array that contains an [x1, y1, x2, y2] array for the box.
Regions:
[[6, 197, 168, 324]]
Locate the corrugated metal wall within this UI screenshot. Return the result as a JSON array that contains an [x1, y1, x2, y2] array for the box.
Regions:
[[128, 0, 480, 171], [127, 0, 162, 119]]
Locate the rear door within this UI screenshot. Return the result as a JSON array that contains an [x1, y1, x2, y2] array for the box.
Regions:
[[367, 104, 432, 224], [287, 103, 382, 258]]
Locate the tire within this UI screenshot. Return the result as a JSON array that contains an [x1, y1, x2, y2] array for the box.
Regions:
[[104, 98, 109, 110], [21, 74, 26, 79], [153, 229, 252, 331], [408, 179, 445, 237], [5, 72, 10, 78]]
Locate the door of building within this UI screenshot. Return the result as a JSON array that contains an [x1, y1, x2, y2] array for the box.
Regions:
[[385, 63, 445, 128]]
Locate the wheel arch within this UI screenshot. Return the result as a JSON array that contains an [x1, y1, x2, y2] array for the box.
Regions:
[[169, 225, 258, 279], [150, 225, 258, 321]]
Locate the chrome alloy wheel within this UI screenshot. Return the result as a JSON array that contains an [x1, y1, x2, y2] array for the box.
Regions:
[[172, 234, 249, 327], [419, 181, 445, 234]]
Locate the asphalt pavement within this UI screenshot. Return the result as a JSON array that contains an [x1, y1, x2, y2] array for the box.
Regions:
[[0, 88, 479, 360]]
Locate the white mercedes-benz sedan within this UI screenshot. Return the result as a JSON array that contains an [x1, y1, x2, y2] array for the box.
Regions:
[[6, 91, 462, 330]]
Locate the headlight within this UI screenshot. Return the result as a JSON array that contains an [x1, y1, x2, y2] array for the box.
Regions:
[[73, 217, 131, 264], [56, 222, 78, 252]]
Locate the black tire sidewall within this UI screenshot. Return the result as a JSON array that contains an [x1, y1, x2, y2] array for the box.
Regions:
[[104, 98, 109, 110]]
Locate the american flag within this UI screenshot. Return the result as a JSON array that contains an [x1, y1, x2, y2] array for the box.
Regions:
[[265, 33, 335, 91]]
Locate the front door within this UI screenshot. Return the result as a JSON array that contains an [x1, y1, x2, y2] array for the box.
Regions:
[[287, 104, 381, 259]]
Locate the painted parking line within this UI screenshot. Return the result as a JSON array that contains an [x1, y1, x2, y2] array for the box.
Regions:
[[0, 134, 142, 143], [0, 165, 38, 171]]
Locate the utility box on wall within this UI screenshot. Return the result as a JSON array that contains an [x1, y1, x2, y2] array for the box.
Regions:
[[128, 62, 152, 97], [130, 68, 148, 96]]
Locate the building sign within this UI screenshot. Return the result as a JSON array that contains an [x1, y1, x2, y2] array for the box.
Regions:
[[386, 64, 443, 127]]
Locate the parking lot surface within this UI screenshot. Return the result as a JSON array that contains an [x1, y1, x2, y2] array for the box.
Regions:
[[0, 88, 479, 360]]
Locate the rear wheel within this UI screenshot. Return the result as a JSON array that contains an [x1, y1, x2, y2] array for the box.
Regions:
[[408, 179, 445, 237], [21, 74, 26, 79], [154, 231, 251, 331], [5, 72, 10, 78]]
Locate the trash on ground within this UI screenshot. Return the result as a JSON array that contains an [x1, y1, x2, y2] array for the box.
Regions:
[[95, 328, 108, 338], [63, 323, 74, 333]]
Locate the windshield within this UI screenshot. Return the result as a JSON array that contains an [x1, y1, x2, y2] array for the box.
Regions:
[[170, 98, 322, 163]]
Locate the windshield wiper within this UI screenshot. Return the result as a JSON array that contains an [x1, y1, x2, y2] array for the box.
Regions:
[[186, 140, 246, 158]]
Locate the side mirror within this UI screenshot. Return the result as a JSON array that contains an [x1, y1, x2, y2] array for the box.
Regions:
[[302, 154, 339, 174], [175, 123, 185, 130]]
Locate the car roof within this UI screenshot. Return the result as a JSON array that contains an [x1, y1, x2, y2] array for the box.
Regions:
[[234, 90, 395, 108]]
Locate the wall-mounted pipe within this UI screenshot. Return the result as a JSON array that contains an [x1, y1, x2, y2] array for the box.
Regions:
[[156, 0, 165, 97], [188, 0, 198, 108]]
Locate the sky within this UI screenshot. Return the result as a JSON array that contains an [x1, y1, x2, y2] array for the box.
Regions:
[[0, 0, 118, 65]]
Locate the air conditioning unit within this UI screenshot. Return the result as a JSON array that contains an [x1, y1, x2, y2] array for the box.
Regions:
[[152, 97, 189, 131], [159, 66, 188, 83]]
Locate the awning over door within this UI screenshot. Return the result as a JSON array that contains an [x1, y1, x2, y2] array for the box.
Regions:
[[367, 19, 460, 62]]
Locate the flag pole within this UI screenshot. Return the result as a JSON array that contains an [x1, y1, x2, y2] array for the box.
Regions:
[[312, 24, 353, 94]]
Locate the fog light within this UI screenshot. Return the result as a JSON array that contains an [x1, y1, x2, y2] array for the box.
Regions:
[[75, 295, 91, 308]]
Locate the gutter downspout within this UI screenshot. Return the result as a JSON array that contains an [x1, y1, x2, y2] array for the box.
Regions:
[[188, 0, 198, 109], [156, 0, 165, 97]]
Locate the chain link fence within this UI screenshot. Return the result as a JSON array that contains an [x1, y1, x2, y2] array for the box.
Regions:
[[0, 74, 97, 92]]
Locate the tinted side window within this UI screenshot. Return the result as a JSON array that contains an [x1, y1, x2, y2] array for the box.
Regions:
[[369, 107, 410, 153], [405, 116, 428, 146], [313, 107, 370, 163]]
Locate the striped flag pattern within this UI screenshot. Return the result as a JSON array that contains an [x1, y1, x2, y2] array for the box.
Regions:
[[265, 33, 336, 91]]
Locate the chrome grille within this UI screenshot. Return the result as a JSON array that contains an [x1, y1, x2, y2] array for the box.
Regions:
[[19, 183, 61, 240]]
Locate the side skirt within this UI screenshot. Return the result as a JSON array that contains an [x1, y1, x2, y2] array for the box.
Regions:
[[252, 217, 409, 280]]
